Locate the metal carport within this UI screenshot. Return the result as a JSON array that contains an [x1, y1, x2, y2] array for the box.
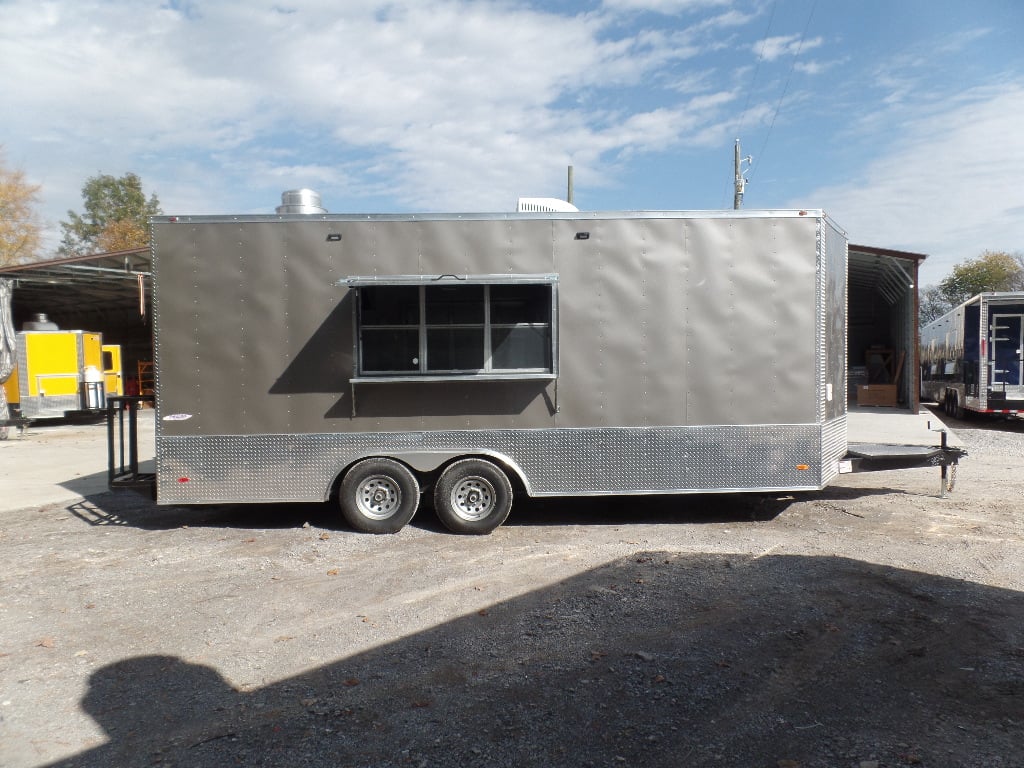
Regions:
[[0, 247, 153, 384]]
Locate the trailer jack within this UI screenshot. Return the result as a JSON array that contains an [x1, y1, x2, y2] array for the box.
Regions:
[[842, 426, 968, 498]]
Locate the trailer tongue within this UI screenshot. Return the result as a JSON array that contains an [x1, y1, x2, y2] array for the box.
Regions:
[[844, 437, 967, 497]]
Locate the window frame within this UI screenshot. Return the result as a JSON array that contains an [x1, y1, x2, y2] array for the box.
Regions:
[[342, 274, 559, 382]]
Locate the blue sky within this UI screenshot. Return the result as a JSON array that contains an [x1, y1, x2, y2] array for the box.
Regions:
[[1, 0, 1022, 284]]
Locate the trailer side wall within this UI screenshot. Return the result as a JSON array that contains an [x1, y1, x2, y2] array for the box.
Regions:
[[152, 212, 846, 503]]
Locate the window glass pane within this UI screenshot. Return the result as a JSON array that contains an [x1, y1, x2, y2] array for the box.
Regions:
[[425, 285, 484, 324], [492, 327, 550, 370], [490, 284, 550, 324], [360, 286, 419, 325], [361, 329, 419, 372], [427, 328, 485, 370]]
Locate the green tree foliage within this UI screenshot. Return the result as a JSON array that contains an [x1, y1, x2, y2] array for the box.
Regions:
[[938, 250, 1024, 306], [59, 172, 161, 256], [920, 250, 1024, 326], [0, 149, 43, 266]]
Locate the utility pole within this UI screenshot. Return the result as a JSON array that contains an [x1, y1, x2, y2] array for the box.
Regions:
[[733, 139, 752, 210]]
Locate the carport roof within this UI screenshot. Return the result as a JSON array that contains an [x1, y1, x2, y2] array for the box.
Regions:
[[849, 243, 927, 307], [0, 247, 150, 327]]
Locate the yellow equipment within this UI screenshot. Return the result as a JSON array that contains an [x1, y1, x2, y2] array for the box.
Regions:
[[102, 344, 124, 399], [2, 330, 121, 419]]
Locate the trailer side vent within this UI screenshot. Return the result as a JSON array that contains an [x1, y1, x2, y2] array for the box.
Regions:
[[574, 232, 590, 240], [326, 233, 342, 242]]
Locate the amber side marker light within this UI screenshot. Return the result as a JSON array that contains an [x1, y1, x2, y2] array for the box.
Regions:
[[796, 464, 810, 471]]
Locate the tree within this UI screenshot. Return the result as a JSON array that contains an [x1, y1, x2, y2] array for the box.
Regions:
[[920, 250, 1024, 327], [59, 172, 161, 256], [96, 218, 150, 253], [918, 284, 952, 326], [0, 149, 43, 266], [938, 250, 1024, 307]]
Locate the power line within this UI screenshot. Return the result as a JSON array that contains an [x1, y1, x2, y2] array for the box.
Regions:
[[749, 0, 819, 184], [733, 0, 778, 143], [725, 0, 777, 207]]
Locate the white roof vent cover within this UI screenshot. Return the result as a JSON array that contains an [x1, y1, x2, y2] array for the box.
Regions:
[[516, 197, 579, 213]]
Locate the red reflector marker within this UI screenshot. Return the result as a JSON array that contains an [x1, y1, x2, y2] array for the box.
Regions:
[[177, 477, 190, 483]]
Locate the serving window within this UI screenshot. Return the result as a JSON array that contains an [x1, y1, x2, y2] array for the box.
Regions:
[[344, 275, 558, 380]]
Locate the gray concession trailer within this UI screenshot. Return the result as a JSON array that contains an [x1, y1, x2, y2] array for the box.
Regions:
[[109, 208, 962, 533]]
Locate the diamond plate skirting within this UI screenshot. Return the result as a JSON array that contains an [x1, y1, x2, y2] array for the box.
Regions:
[[21, 393, 81, 419], [156, 421, 842, 504], [820, 415, 848, 487]]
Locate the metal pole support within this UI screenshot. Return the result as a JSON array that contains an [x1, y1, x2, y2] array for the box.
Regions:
[[929, 421, 949, 498]]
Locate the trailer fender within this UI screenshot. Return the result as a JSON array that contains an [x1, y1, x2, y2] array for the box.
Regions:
[[328, 451, 532, 499], [395, 450, 531, 494]]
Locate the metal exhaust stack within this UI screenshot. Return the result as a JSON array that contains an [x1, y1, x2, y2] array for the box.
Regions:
[[276, 189, 326, 214]]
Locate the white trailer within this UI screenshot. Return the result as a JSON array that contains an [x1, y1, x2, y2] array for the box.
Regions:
[[107, 206, 965, 533], [920, 292, 1024, 417]]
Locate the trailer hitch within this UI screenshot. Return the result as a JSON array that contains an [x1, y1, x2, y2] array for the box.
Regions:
[[928, 422, 968, 497], [844, 429, 968, 498]]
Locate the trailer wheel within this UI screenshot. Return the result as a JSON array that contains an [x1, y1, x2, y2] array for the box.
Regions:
[[952, 393, 965, 419], [339, 458, 420, 534], [434, 458, 513, 535], [945, 392, 964, 419]]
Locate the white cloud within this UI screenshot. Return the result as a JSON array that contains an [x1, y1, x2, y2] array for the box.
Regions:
[[9, 0, 1010, 275], [600, 0, 730, 13], [802, 82, 1024, 285], [757, 34, 823, 62], [1, 0, 752, 244], [794, 58, 841, 76]]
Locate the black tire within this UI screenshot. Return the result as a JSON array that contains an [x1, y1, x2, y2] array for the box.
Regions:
[[339, 458, 420, 534], [433, 458, 513, 535], [952, 392, 965, 420]]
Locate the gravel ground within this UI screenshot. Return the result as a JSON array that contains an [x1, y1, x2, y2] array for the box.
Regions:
[[0, 409, 1022, 768]]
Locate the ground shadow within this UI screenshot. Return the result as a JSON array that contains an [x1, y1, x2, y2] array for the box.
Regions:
[[507, 485, 908, 528], [65, 490, 337, 532], [923, 403, 1024, 433], [44, 553, 1024, 767], [269, 300, 351, 397], [64, 470, 910, 533]]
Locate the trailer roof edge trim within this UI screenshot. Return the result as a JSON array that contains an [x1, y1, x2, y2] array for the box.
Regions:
[[152, 208, 828, 225]]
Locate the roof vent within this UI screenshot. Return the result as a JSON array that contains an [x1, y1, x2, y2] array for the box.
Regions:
[[516, 197, 579, 213], [23, 313, 59, 331], [276, 189, 327, 214]]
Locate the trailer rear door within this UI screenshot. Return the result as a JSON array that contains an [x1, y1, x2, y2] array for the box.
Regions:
[[990, 313, 1023, 390]]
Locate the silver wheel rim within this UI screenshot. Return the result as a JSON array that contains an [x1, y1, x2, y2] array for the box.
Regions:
[[355, 475, 402, 520], [449, 476, 496, 522]]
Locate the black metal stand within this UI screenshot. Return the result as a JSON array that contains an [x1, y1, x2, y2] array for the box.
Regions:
[[107, 395, 156, 497]]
